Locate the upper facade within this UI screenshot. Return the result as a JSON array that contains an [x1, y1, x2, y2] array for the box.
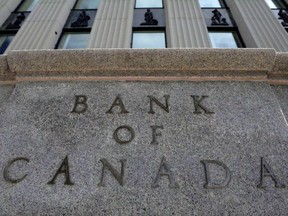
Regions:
[[1, 0, 288, 53]]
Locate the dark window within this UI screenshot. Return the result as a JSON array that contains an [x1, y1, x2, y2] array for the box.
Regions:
[[0, 0, 38, 54], [132, 1, 166, 48], [56, 0, 99, 49], [267, 0, 288, 31], [0, 35, 14, 54], [200, 0, 245, 48]]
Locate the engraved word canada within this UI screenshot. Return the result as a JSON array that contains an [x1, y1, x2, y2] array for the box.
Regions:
[[2, 95, 286, 189]]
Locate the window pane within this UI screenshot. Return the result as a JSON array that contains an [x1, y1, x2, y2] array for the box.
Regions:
[[132, 31, 165, 48], [265, 0, 278, 8], [75, 0, 100, 9], [199, 0, 222, 8], [135, 0, 163, 8], [18, 0, 40, 11], [0, 35, 14, 54], [209, 32, 238, 48], [57, 32, 89, 49]]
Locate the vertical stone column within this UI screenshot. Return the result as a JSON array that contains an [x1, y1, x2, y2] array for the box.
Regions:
[[88, 0, 134, 48], [226, 0, 288, 52], [6, 0, 76, 51], [165, 0, 211, 48], [0, 0, 21, 26]]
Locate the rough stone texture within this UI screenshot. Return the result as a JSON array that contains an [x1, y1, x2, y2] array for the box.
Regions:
[[0, 81, 288, 215], [0, 84, 15, 107], [269, 53, 288, 81], [271, 85, 288, 122], [7, 49, 275, 79], [0, 55, 14, 81]]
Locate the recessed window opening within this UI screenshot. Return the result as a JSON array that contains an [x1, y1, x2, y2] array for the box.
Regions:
[[74, 0, 100, 9], [208, 31, 242, 48], [199, 0, 223, 8], [17, 0, 40, 12], [132, 31, 166, 48], [135, 0, 163, 8], [265, 0, 286, 9]]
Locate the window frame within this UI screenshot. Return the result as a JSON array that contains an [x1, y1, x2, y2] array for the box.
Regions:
[[16, 0, 40, 12], [73, 0, 101, 10], [265, 0, 287, 9], [131, 28, 167, 48], [55, 28, 91, 49], [55, 0, 99, 50], [208, 28, 245, 48], [134, 0, 164, 9], [198, 0, 226, 8], [0, 33, 15, 54]]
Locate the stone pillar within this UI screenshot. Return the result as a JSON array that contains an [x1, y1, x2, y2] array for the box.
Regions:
[[165, 0, 211, 48], [88, 0, 134, 48], [6, 0, 76, 51], [0, 0, 21, 26], [226, 0, 288, 52]]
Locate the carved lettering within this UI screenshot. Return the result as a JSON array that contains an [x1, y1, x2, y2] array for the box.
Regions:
[[191, 95, 214, 114], [152, 156, 178, 188], [257, 157, 285, 188], [148, 95, 170, 114], [71, 95, 88, 114], [106, 95, 129, 114], [47, 155, 74, 185], [150, 125, 164, 145], [201, 160, 231, 189], [98, 159, 126, 187], [3, 157, 29, 183], [113, 125, 135, 144]]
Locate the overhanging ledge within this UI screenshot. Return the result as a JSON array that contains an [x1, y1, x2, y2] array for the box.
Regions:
[[0, 55, 15, 81], [1, 48, 279, 81], [269, 52, 288, 84]]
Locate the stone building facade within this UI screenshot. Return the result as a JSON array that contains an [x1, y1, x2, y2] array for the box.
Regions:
[[1, 1, 288, 215], [0, 0, 288, 52]]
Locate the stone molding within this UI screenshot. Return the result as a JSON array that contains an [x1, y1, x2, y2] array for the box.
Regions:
[[0, 55, 15, 81], [0, 48, 287, 83], [269, 53, 288, 84]]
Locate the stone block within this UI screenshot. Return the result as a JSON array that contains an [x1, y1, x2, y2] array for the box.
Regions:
[[0, 81, 288, 215], [269, 52, 288, 82], [0, 84, 15, 108], [0, 55, 14, 81], [8, 49, 275, 79], [271, 85, 288, 121]]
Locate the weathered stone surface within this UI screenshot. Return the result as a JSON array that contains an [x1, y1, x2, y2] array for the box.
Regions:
[[7, 49, 275, 79], [0, 84, 15, 107], [271, 85, 288, 121], [0, 81, 288, 215], [0, 55, 14, 81], [269, 53, 288, 81]]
